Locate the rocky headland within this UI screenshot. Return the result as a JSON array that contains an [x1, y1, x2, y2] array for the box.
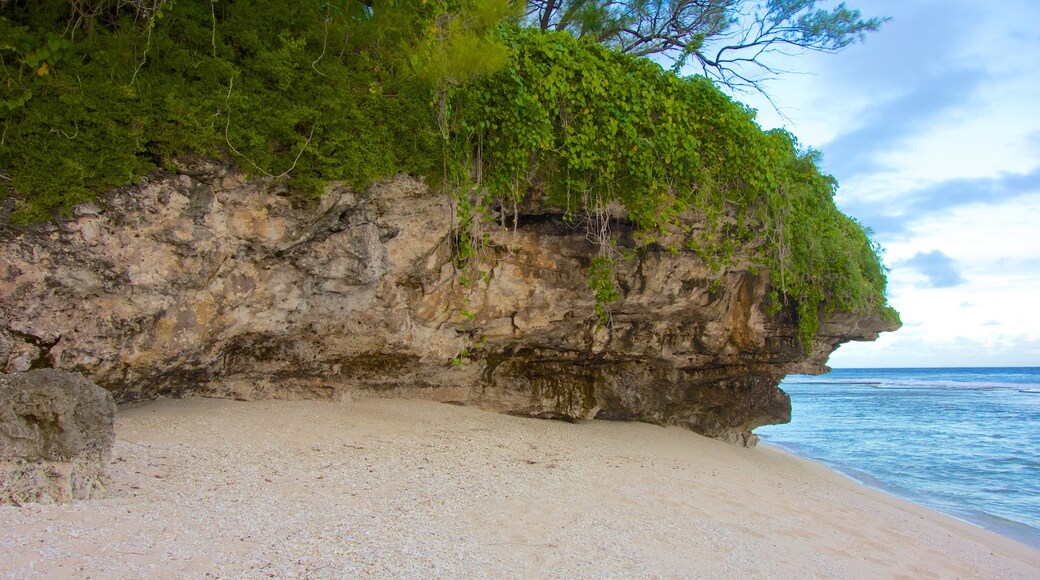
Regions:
[[0, 161, 897, 445]]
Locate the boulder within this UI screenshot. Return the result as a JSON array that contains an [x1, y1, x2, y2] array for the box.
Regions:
[[0, 369, 116, 504]]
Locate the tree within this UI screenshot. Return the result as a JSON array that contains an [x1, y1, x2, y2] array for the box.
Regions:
[[524, 0, 888, 93]]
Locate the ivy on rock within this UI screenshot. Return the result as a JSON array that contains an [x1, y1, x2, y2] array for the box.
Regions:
[[453, 28, 897, 345], [0, 1, 897, 349]]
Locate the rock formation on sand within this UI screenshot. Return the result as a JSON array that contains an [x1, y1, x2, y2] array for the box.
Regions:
[[0, 369, 117, 504], [0, 161, 897, 445]]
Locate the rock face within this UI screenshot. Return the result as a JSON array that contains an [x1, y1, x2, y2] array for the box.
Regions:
[[1, 369, 117, 504], [0, 161, 897, 445]]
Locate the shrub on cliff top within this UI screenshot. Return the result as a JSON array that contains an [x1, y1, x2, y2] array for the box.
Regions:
[[0, 1, 896, 344], [453, 28, 896, 341], [0, 0, 446, 221]]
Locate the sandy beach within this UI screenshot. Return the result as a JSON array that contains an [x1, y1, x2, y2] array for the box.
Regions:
[[2, 398, 1038, 578]]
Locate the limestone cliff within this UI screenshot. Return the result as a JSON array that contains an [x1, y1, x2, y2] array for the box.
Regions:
[[0, 161, 897, 445]]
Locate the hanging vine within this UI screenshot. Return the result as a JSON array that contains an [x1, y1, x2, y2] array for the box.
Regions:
[[0, 3, 897, 348]]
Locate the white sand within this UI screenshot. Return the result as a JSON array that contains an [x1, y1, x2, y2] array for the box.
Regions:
[[2, 398, 1038, 578]]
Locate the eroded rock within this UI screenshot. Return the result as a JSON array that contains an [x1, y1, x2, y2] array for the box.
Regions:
[[0, 161, 897, 445], [0, 369, 116, 504]]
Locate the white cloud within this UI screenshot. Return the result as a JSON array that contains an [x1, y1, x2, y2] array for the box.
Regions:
[[884, 196, 1040, 263], [857, 196, 1040, 366], [733, 1, 1040, 367]]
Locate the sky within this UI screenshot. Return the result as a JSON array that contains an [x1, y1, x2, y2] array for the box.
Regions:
[[726, 0, 1040, 368]]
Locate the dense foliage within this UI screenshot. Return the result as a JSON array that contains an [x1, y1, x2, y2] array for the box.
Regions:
[[0, 0, 451, 221], [524, 0, 888, 91], [455, 27, 896, 341], [0, 0, 896, 345]]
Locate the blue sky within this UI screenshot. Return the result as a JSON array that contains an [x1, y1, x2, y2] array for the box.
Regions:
[[732, 1, 1040, 367]]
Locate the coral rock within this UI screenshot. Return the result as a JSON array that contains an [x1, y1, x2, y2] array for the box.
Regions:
[[1, 369, 116, 504], [0, 163, 897, 445]]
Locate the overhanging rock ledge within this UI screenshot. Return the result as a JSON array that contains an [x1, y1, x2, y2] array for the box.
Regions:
[[0, 163, 898, 446]]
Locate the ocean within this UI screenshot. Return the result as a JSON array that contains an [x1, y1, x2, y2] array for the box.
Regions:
[[756, 367, 1040, 550]]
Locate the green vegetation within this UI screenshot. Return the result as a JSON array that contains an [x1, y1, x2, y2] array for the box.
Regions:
[[1, 0, 451, 220], [0, 0, 897, 346], [525, 0, 889, 92], [457, 28, 896, 342], [587, 255, 622, 327]]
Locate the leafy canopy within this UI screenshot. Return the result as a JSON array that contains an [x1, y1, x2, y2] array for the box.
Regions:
[[524, 0, 888, 91], [453, 27, 895, 341], [0, 0, 896, 345]]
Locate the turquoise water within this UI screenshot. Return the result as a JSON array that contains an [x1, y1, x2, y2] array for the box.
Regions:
[[756, 367, 1040, 550]]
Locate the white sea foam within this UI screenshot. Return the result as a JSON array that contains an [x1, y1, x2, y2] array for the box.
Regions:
[[783, 377, 1039, 391]]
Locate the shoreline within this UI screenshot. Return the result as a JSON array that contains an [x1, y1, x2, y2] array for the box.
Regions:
[[759, 440, 1040, 553], [2, 397, 1039, 577], [767, 367, 1040, 553], [760, 438, 1040, 552]]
